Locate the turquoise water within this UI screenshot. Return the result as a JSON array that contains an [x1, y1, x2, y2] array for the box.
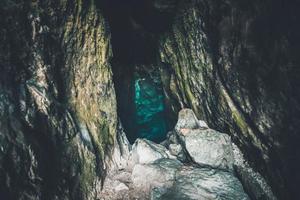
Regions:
[[133, 74, 167, 143]]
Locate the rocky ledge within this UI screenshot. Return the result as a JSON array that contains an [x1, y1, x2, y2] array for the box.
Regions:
[[99, 109, 276, 200]]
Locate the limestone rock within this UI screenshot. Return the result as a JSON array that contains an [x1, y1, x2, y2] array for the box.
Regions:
[[153, 167, 250, 200], [114, 182, 129, 192], [174, 109, 234, 171], [99, 174, 131, 200], [168, 143, 186, 162], [175, 109, 202, 131], [232, 144, 277, 200], [129, 139, 175, 167], [198, 120, 209, 128], [168, 143, 182, 156], [178, 128, 234, 171], [132, 159, 182, 193], [108, 121, 131, 171], [165, 130, 180, 145]]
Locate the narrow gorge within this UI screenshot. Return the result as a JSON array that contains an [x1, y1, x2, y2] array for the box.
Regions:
[[0, 0, 299, 200]]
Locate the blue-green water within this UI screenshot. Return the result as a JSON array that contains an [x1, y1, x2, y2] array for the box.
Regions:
[[133, 74, 167, 143]]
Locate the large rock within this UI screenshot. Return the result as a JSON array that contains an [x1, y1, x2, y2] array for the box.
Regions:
[[175, 109, 234, 171], [152, 167, 250, 200], [178, 128, 234, 171], [129, 139, 175, 167], [99, 170, 132, 200], [132, 159, 182, 193], [175, 109, 207, 131]]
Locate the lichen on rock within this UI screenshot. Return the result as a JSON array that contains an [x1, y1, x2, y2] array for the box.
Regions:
[[0, 1, 118, 199]]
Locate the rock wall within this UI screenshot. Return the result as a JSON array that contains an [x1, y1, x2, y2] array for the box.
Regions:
[[0, 1, 117, 199], [1, 0, 299, 199], [158, 0, 300, 199]]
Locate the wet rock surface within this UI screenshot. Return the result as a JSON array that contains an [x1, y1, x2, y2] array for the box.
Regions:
[[0, 1, 117, 199], [232, 143, 276, 200], [99, 109, 275, 200], [157, 0, 300, 198], [129, 138, 175, 167], [154, 166, 249, 200]]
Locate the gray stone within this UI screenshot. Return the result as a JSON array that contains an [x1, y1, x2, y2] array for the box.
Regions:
[[129, 139, 175, 167], [198, 120, 209, 128], [169, 144, 182, 156], [168, 143, 186, 162], [178, 128, 234, 171], [232, 143, 277, 200], [175, 109, 201, 131], [151, 187, 169, 200], [132, 159, 182, 193], [115, 182, 129, 192], [166, 130, 179, 144], [109, 121, 131, 171], [155, 167, 250, 200]]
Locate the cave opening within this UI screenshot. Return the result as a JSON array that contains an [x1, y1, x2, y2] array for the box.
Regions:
[[99, 0, 176, 143]]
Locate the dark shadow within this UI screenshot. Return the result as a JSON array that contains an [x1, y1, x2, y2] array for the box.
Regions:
[[96, 0, 177, 143]]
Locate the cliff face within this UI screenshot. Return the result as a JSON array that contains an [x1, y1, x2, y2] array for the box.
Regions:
[[0, 1, 117, 199], [158, 0, 300, 198]]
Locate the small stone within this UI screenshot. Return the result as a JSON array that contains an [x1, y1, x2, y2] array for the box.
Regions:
[[168, 144, 182, 156], [175, 109, 200, 132], [166, 131, 179, 144]]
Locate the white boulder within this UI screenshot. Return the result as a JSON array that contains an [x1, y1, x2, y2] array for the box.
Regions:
[[129, 139, 175, 168]]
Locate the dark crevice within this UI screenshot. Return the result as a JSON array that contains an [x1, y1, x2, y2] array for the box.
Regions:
[[97, 1, 177, 143]]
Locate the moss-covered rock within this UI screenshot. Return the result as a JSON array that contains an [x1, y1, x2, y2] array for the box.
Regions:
[[157, 0, 300, 199], [0, 0, 117, 199]]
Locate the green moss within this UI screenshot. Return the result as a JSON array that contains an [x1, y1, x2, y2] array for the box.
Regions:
[[232, 110, 249, 134], [79, 153, 96, 199], [98, 122, 114, 156], [184, 83, 195, 104]]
